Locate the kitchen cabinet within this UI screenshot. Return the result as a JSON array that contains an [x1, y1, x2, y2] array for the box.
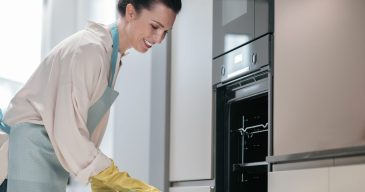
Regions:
[[268, 167, 329, 192], [274, 0, 365, 156], [269, 163, 365, 192], [170, 186, 211, 192], [330, 164, 365, 192], [169, 0, 213, 182]]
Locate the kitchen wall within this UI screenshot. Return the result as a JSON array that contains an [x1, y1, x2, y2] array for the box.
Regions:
[[42, 0, 116, 56]]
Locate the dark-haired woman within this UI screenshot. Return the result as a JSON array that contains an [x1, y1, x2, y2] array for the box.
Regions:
[[0, 0, 181, 191]]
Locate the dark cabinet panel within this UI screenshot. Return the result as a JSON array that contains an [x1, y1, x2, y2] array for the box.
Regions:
[[213, 0, 273, 58], [213, 0, 255, 58], [255, 0, 273, 37]]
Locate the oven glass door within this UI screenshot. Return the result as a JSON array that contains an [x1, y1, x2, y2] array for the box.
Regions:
[[215, 72, 270, 192], [213, 0, 255, 58]]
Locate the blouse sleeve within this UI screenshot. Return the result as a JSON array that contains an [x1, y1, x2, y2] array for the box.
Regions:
[[45, 43, 112, 184]]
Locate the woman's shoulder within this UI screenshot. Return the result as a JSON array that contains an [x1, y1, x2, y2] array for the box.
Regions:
[[52, 22, 111, 57]]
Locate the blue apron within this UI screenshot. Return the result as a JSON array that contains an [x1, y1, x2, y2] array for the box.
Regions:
[[0, 23, 120, 192]]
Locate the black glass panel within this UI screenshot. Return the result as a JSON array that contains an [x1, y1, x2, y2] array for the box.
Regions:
[[213, 0, 255, 57]]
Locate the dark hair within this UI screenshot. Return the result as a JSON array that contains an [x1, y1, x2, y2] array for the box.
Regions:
[[118, 0, 181, 16]]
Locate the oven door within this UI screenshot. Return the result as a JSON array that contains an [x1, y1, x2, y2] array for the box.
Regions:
[[215, 69, 270, 192], [213, 0, 255, 58]]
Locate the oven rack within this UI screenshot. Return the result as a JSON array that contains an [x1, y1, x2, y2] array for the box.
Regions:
[[232, 122, 269, 138]]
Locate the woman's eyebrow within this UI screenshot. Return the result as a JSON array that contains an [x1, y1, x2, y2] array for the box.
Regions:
[[152, 20, 165, 28]]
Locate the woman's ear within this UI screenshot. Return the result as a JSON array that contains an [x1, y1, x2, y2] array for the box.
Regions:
[[125, 3, 136, 22]]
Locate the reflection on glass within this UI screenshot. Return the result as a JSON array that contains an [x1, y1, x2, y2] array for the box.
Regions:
[[224, 34, 251, 80], [224, 33, 250, 53], [222, 0, 247, 26]]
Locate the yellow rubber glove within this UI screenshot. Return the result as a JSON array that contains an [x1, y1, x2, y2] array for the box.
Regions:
[[91, 161, 160, 192]]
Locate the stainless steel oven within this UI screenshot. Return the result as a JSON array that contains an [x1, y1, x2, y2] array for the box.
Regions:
[[213, 0, 273, 58], [213, 33, 273, 192]]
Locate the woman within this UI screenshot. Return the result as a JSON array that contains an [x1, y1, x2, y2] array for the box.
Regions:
[[0, 0, 181, 191]]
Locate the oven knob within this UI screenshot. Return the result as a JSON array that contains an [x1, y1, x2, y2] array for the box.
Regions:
[[221, 66, 226, 76], [252, 53, 257, 64]]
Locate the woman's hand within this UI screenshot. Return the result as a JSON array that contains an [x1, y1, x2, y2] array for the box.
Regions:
[[91, 161, 160, 192]]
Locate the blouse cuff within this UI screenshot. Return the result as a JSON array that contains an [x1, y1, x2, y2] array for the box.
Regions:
[[73, 150, 112, 184]]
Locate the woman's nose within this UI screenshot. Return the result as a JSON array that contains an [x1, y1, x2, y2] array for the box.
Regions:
[[154, 30, 166, 44]]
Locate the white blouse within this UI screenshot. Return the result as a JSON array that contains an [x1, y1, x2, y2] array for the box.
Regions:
[[1, 21, 122, 184]]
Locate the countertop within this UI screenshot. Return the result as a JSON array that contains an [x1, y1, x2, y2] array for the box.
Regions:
[[266, 145, 365, 164]]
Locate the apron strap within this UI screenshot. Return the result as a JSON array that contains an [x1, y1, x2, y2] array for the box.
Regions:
[[108, 23, 119, 87], [0, 109, 10, 134], [85, 23, 120, 135]]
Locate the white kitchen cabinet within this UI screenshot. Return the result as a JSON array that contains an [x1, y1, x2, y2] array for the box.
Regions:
[[169, 0, 213, 182], [268, 167, 329, 192], [330, 164, 365, 192], [170, 186, 211, 192]]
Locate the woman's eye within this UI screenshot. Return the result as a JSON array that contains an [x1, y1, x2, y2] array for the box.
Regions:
[[151, 24, 159, 30]]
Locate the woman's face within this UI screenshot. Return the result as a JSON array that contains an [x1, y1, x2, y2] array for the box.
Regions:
[[125, 3, 177, 53]]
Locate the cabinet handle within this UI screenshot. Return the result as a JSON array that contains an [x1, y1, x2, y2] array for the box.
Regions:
[[252, 53, 257, 64], [221, 66, 226, 76]]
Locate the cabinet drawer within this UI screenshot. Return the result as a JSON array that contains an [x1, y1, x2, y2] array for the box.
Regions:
[[330, 164, 365, 192], [268, 168, 329, 192], [170, 186, 212, 192]]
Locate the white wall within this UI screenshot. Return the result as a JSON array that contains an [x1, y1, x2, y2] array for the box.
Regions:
[[0, 0, 43, 84], [42, 0, 78, 56], [42, 0, 116, 55]]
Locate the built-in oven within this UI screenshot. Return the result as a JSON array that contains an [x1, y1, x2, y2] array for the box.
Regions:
[[213, 34, 272, 192], [213, 0, 273, 191], [213, 0, 273, 58]]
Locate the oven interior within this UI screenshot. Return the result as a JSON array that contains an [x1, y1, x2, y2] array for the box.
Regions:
[[215, 73, 270, 192], [229, 93, 268, 192]]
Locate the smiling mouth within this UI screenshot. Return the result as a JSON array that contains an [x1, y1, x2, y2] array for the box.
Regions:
[[144, 39, 153, 48]]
